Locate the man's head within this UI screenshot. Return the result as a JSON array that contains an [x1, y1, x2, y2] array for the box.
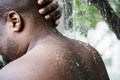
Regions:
[[0, 0, 54, 62]]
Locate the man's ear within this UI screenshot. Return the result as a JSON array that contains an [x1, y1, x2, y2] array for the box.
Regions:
[[7, 11, 22, 32]]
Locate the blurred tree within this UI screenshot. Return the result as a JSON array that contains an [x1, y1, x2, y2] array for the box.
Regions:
[[0, 61, 3, 69], [88, 0, 120, 39], [109, 0, 120, 17], [63, 0, 102, 36], [72, 0, 102, 36], [63, 0, 120, 39]]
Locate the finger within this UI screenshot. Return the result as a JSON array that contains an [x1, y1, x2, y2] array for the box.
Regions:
[[55, 19, 60, 26], [39, 1, 59, 15], [45, 6, 62, 20], [38, 0, 53, 5]]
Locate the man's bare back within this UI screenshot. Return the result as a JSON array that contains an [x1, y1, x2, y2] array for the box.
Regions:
[[0, 32, 109, 80], [0, 0, 109, 80]]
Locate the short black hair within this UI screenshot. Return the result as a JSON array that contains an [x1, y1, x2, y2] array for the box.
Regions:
[[0, 0, 41, 21]]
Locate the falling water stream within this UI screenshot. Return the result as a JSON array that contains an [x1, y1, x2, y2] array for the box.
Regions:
[[58, 0, 120, 80]]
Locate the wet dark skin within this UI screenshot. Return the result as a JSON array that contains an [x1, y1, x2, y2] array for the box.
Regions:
[[0, 0, 61, 65], [0, 0, 109, 80]]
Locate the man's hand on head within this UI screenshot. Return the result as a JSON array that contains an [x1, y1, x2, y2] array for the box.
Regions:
[[38, 0, 62, 26]]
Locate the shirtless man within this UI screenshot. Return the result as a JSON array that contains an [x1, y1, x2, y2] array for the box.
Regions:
[[0, 0, 61, 65], [0, 0, 109, 80]]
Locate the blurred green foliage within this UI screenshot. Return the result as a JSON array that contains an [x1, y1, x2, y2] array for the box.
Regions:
[[73, 0, 102, 28], [67, 0, 120, 35], [72, 0, 102, 35]]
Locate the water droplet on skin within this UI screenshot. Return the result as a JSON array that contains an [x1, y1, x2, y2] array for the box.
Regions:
[[76, 62, 80, 67], [82, 60, 85, 64], [64, 59, 67, 62], [60, 54, 64, 57], [55, 66, 58, 69], [79, 41, 82, 44], [70, 66, 74, 69], [58, 61, 62, 64], [56, 56, 59, 61], [73, 66, 77, 69], [84, 66, 88, 70], [54, 62, 58, 66]]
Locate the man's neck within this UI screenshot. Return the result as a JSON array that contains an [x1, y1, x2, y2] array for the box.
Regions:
[[26, 23, 58, 52]]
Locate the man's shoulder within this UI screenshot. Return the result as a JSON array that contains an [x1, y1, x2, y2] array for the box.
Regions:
[[38, 38, 101, 62], [73, 40, 100, 54]]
